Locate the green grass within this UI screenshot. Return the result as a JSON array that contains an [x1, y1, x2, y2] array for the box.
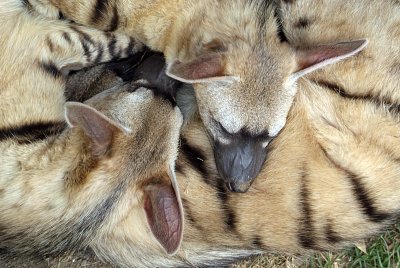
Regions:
[[2, 225, 399, 267], [238, 224, 400, 268], [317, 224, 400, 268]]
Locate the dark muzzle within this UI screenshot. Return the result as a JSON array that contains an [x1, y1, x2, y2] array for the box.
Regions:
[[214, 139, 268, 193]]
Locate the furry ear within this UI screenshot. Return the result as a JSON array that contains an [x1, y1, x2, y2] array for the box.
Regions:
[[64, 102, 128, 156], [166, 53, 238, 84], [292, 39, 368, 80], [143, 172, 184, 255]]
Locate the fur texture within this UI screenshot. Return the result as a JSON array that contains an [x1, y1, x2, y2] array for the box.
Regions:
[[280, 0, 400, 107], [0, 0, 184, 261], [1, 1, 400, 267], [24, 0, 368, 191], [3, 51, 399, 267], [0, 0, 143, 130]]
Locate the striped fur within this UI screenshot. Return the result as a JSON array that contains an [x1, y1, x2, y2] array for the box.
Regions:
[[280, 0, 400, 108], [2, 1, 400, 267], [0, 0, 183, 261], [3, 51, 399, 267], [0, 0, 143, 134], [25, 0, 369, 191]]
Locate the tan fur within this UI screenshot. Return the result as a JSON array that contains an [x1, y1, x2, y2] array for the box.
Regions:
[[67, 66, 400, 267], [2, 1, 400, 267], [0, 0, 183, 259], [3, 57, 398, 267], [29, 0, 296, 135], [28, 0, 372, 190], [0, 0, 143, 130], [280, 0, 400, 103]]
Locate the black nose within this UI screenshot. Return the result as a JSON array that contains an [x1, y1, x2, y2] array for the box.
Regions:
[[214, 139, 268, 193], [226, 181, 252, 193]]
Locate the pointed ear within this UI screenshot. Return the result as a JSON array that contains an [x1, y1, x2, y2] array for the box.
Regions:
[[292, 39, 368, 80], [64, 102, 129, 156], [143, 177, 184, 255], [166, 53, 238, 84]]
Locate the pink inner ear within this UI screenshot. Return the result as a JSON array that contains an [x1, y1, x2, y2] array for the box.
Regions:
[[65, 102, 124, 156], [296, 40, 366, 71], [168, 53, 225, 81], [297, 49, 330, 70], [144, 184, 183, 255]]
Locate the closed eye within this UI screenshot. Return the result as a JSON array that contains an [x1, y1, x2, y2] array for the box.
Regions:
[[209, 117, 234, 139]]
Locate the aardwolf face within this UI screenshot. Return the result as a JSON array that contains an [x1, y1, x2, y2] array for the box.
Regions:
[[167, 38, 367, 192]]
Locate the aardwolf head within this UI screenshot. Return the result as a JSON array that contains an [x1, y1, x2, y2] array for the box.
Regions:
[[167, 37, 367, 192], [64, 70, 184, 255]]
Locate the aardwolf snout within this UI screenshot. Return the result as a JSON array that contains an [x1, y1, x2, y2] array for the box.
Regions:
[[214, 138, 268, 193]]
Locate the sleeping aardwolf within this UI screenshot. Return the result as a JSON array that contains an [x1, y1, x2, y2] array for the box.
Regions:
[[0, 0, 184, 258], [24, 0, 367, 192], [4, 51, 400, 267]]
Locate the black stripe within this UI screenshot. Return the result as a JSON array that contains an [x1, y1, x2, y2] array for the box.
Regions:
[[248, 0, 275, 33], [107, 33, 121, 61], [92, 0, 110, 24], [215, 176, 228, 203], [180, 137, 237, 232], [297, 165, 316, 248], [70, 180, 125, 241], [251, 235, 264, 248], [181, 198, 196, 224], [312, 79, 369, 100], [181, 197, 204, 233], [47, 181, 127, 253], [311, 79, 400, 116], [180, 137, 209, 180], [216, 178, 237, 232], [107, 33, 116, 57], [58, 11, 65, 20], [70, 26, 96, 61], [175, 163, 184, 174], [40, 61, 62, 79], [390, 62, 400, 75], [347, 171, 392, 223], [294, 17, 312, 29], [46, 37, 55, 53], [225, 209, 236, 231], [107, 6, 119, 32], [62, 32, 72, 44], [93, 42, 104, 64], [124, 36, 136, 57], [325, 219, 342, 244], [0, 121, 66, 144], [273, 8, 289, 43], [22, 0, 33, 11], [318, 141, 394, 223]]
